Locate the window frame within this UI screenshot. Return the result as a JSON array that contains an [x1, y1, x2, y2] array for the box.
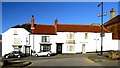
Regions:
[[14, 38, 20, 44], [67, 45, 75, 52], [67, 32, 75, 40], [14, 29, 18, 35], [40, 45, 51, 52], [41, 36, 50, 42]]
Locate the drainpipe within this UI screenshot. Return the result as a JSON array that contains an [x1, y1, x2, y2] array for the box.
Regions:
[[33, 34, 34, 54]]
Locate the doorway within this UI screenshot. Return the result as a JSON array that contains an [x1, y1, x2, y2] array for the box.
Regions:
[[25, 46, 31, 56], [82, 44, 86, 53], [56, 43, 63, 54]]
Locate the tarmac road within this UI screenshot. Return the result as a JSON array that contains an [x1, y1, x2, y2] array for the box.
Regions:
[[21, 53, 119, 67]]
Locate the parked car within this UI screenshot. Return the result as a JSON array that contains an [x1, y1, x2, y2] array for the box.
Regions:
[[34, 51, 52, 57], [4, 51, 25, 59]]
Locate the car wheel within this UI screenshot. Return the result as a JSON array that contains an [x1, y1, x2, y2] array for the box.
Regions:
[[47, 53, 50, 57], [5, 56, 8, 58], [35, 54, 38, 57], [18, 55, 20, 58]]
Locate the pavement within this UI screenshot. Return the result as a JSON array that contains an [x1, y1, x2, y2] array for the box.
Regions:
[[87, 52, 117, 62], [88, 55, 108, 62], [87, 53, 120, 66]]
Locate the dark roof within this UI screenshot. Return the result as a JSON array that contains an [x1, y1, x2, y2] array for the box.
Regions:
[[11, 23, 32, 32], [57, 24, 110, 33], [32, 24, 56, 35], [104, 15, 120, 27]]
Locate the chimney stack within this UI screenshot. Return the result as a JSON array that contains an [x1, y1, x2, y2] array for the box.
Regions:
[[110, 8, 116, 19], [31, 15, 34, 29], [54, 18, 58, 33]]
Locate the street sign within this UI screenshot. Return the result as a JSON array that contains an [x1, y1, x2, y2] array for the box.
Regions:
[[100, 33, 105, 37]]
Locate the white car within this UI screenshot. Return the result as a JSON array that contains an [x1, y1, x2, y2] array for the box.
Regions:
[[34, 51, 52, 57]]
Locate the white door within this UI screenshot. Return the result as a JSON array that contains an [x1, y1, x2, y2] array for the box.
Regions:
[[82, 44, 86, 53]]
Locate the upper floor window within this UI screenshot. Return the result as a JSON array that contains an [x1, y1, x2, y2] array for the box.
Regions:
[[67, 32, 75, 39], [14, 29, 18, 35], [41, 36, 50, 42], [85, 33, 88, 39], [14, 38, 20, 44]]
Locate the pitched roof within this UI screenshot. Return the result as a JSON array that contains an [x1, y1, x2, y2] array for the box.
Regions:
[[11, 23, 32, 32], [57, 24, 110, 33], [11, 23, 110, 34], [32, 24, 56, 35], [104, 15, 120, 27]]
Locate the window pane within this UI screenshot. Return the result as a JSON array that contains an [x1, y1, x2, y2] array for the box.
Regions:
[[14, 29, 18, 35], [67, 45, 74, 51], [85, 33, 88, 39], [41, 45, 50, 52], [14, 38, 20, 44], [69, 45, 73, 51], [67, 33, 75, 39], [41, 36, 50, 42]]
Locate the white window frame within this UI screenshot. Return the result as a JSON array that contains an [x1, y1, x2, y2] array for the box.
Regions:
[[41, 36, 50, 42], [14, 29, 18, 35], [67, 32, 75, 40], [14, 38, 20, 44], [67, 45, 75, 52]]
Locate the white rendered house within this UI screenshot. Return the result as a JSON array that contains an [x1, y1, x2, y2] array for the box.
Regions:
[[2, 28, 31, 56], [2, 16, 118, 56]]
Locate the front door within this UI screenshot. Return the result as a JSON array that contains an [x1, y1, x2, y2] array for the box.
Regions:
[[56, 43, 63, 54], [25, 46, 31, 56], [82, 44, 86, 53]]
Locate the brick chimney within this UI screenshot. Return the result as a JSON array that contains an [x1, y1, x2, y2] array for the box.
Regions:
[[110, 8, 116, 19], [54, 18, 58, 33], [31, 15, 34, 29]]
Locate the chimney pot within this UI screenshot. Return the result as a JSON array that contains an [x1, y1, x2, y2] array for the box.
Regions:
[[32, 15, 34, 17], [55, 18, 58, 25], [110, 8, 116, 19]]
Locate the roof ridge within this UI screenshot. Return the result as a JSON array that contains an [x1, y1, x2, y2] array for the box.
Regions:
[[36, 24, 54, 26], [57, 24, 91, 26]]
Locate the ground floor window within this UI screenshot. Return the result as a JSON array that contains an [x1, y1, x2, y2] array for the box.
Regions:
[[67, 45, 75, 51], [40, 45, 51, 52], [13, 46, 22, 51], [14, 48, 19, 51]]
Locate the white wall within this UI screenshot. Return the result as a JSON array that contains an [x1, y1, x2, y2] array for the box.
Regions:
[[57, 32, 115, 53], [2, 27, 118, 56], [30, 34, 57, 53], [110, 40, 119, 50]]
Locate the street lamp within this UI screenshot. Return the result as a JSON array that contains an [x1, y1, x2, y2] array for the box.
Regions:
[[97, 2, 107, 56]]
